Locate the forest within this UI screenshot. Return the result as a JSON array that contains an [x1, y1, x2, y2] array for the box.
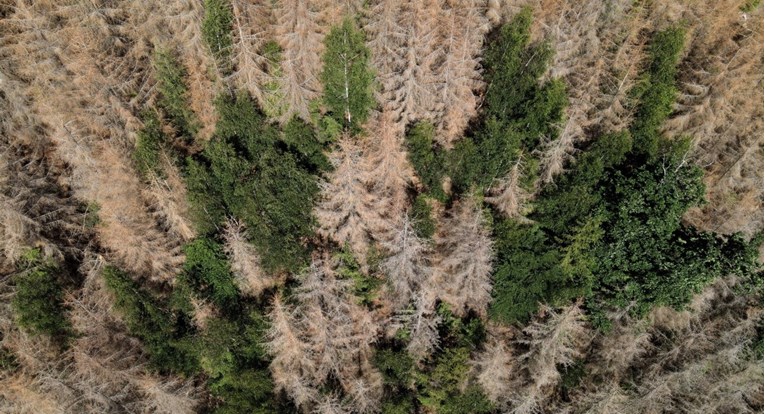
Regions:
[[0, 0, 763, 413]]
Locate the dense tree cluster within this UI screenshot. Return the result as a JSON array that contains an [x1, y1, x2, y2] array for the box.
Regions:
[[0, 1, 761, 413]]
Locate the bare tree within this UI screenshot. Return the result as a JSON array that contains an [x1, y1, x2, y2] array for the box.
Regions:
[[474, 329, 515, 404], [432, 0, 491, 147], [433, 198, 494, 317], [518, 303, 590, 390], [380, 213, 433, 310], [486, 156, 532, 218], [229, 0, 274, 106], [273, 0, 330, 122], [314, 134, 376, 261], [223, 219, 283, 297], [266, 255, 383, 412], [366, 0, 442, 127]]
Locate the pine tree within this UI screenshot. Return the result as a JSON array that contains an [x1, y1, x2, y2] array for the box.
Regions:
[[321, 18, 375, 132], [433, 198, 494, 318]]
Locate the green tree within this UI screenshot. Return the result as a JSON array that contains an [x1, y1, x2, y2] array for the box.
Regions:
[[197, 312, 276, 414], [182, 238, 239, 309], [11, 249, 71, 340], [320, 17, 375, 133], [202, 0, 234, 71], [133, 109, 168, 180], [184, 93, 321, 273], [154, 49, 199, 140], [103, 266, 198, 374], [629, 26, 685, 158], [405, 122, 448, 201], [489, 220, 587, 324]]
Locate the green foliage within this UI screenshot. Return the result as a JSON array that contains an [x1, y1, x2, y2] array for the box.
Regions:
[[11, 249, 71, 340], [197, 312, 275, 414], [0, 346, 18, 372], [335, 245, 381, 306], [261, 41, 287, 119], [320, 18, 375, 132], [182, 238, 239, 309], [410, 195, 436, 239], [375, 348, 414, 388], [154, 49, 199, 140], [414, 347, 493, 414], [282, 116, 332, 172], [534, 131, 632, 234], [489, 220, 586, 324], [103, 266, 198, 374], [84, 201, 101, 228], [741, 0, 762, 12], [405, 122, 448, 201], [560, 359, 586, 392], [202, 0, 233, 71], [184, 93, 322, 272], [133, 109, 167, 179], [629, 26, 685, 158]]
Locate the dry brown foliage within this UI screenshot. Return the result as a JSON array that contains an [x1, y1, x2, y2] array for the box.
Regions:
[[0, 254, 201, 413], [433, 198, 494, 317], [273, 0, 335, 122], [432, 0, 491, 146], [0, 1, 195, 282], [662, 1, 764, 236], [315, 134, 377, 261], [366, 0, 442, 127], [486, 156, 531, 218], [223, 219, 284, 297], [266, 254, 382, 412], [229, 0, 275, 106]]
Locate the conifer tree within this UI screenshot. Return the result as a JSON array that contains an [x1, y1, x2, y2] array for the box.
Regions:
[[321, 18, 375, 132]]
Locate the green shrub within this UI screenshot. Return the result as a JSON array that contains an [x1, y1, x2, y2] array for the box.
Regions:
[[154, 49, 199, 140], [202, 0, 233, 71], [741, 0, 762, 12], [0, 346, 18, 372], [320, 17, 375, 132], [11, 249, 71, 339]]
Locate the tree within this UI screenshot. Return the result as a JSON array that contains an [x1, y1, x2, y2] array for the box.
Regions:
[[321, 18, 375, 132], [629, 26, 685, 158], [230, 0, 274, 106], [517, 304, 590, 390], [103, 265, 198, 375], [380, 213, 433, 311], [181, 238, 239, 309], [154, 49, 200, 140], [433, 199, 494, 318], [222, 219, 282, 298], [11, 249, 70, 340], [432, 0, 491, 146], [273, 0, 328, 122], [489, 219, 585, 324], [314, 135, 373, 260], [202, 0, 234, 72], [266, 255, 383, 412]]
